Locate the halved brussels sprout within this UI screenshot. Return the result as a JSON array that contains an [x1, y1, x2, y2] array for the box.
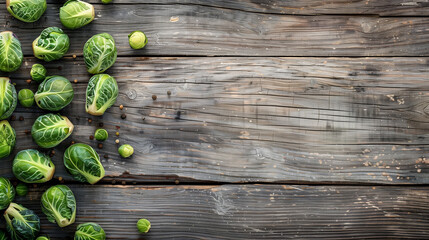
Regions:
[[31, 114, 74, 148], [83, 33, 117, 74], [18, 89, 35, 108], [4, 203, 40, 240], [33, 27, 70, 62], [0, 32, 23, 72], [0, 177, 15, 210], [86, 74, 118, 116], [13, 149, 55, 183], [118, 144, 134, 158], [0, 120, 16, 159], [30, 64, 47, 83], [60, 0, 95, 30], [35, 76, 74, 111], [94, 129, 108, 141], [41, 185, 76, 228], [128, 31, 148, 49], [64, 143, 105, 184], [0, 77, 17, 120], [0, 230, 7, 240], [6, 0, 47, 23], [75, 222, 106, 240], [15, 183, 28, 196]]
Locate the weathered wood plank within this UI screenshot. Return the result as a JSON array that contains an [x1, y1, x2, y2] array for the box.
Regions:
[[1, 4, 429, 56], [0, 184, 427, 239], [1, 57, 429, 184]]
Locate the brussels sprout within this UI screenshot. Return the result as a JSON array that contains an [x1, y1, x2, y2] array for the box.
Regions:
[[0, 120, 16, 159], [18, 89, 34, 108], [0, 31, 23, 73], [30, 64, 47, 83], [101, 0, 112, 3], [118, 144, 134, 158], [74, 222, 106, 240], [33, 27, 70, 62], [6, 0, 47, 23], [94, 129, 108, 141], [137, 218, 150, 233], [0, 177, 15, 210], [35, 76, 74, 111], [0, 230, 7, 240], [15, 183, 28, 197], [41, 185, 76, 228], [36, 237, 49, 240], [60, 0, 95, 30], [83, 33, 117, 74], [13, 149, 55, 184], [86, 74, 118, 116], [32, 114, 74, 148], [0, 78, 17, 120], [4, 203, 40, 240], [128, 31, 147, 50], [64, 143, 105, 184]]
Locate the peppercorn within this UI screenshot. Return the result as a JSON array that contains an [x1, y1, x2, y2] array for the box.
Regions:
[[116, 132, 119, 136], [24, 130, 30, 135], [73, 54, 77, 59], [121, 113, 126, 119], [99, 122, 104, 127], [152, 95, 157, 100], [89, 135, 94, 140], [19, 116, 24, 121], [104, 154, 109, 159], [71, 141, 75, 145], [88, 118, 92, 123], [10, 115, 16, 121], [26, 79, 31, 84], [167, 90, 171, 96], [119, 105, 124, 110], [98, 143, 103, 149], [74, 79, 78, 83], [115, 139, 120, 144], [116, 126, 120, 129]]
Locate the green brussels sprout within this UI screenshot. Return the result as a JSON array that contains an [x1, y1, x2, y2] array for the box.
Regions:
[[74, 222, 106, 240], [33, 27, 70, 62], [0, 230, 7, 240], [15, 183, 28, 196], [0, 31, 23, 73], [0, 120, 16, 159], [36, 237, 49, 240], [101, 0, 112, 3], [30, 64, 47, 83], [94, 129, 108, 141], [41, 185, 76, 228], [32, 114, 74, 148], [0, 78, 17, 120], [4, 203, 40, 240], [83, 33, 117, 74], [128, 31, 148, 50], [18, 89, 34, 108], [0, 177, 15, 210], [64, 143, 105, 184], [35, 76, 74, 111], [86, 74, 118, 116], [118, 144, 134, 158], [13, 149, 55, 183], [137, 218, 150, 233], [6, 0, 47, 23], [60, 0, 95, 30]]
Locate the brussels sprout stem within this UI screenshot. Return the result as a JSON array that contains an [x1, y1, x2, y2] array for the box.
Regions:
[[4, 203, 25, 223]]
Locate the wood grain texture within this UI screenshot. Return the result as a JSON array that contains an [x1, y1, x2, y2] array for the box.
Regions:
[[0, 57, 428, 184]]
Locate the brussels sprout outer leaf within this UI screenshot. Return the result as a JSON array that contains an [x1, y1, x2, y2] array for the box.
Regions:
[[0, 120, 16, 159], [32, 27, 70, 62], [75, 222, 106, 240], [30, 64, 47, 83], [31, 114, 74, 148], [15, 183, 28, 197], [0, 31, 23, 72], [13, 149, 55, 183], [86, 74, 118, 116], [35, 76, 74, 111], [64, 143, 105, 184], [6, 0, 47, 23], [60, 0, 95, 30], [0, 77, 18, 120], [83, 33, 117, 74], [0, 177, 15, 210], [128, 31, 148, 49], [41, 185, 76, 227], [18, 89, 35, 108], [4, 203, 40, 240]]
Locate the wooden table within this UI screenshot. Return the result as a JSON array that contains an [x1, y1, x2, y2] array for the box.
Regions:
[[1, 1, 429, 239]]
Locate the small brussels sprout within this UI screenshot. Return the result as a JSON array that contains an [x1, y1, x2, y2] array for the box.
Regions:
[[41, 185, 76, 227], [6, 0, 47, 23], [35, 76, 74, 111], [18, 89, 35, 108], [30, 64, 47, 83], [0, 120, 16, 159], [94, 129, 108, 141], [74, 222, 106, 240], [4, 203, 40, 240], [137, 218, 151, 233], [83, 33, 117, 74], [15, 183, 28, 196], [101, 0, 112, 3], [36, 237, 50, 240], [13, 149, 55, 183], [128, 31, 148, 49], [60, 0, 95, 30], [86, 74, 118, 116], [0, 177, 15, 210], [0, 230, 7, 240], [33, 27, 70, 62], [0, 32, 23, 72], [32, 114, 74, 148], [118, 144, 134, 158], [0, 78, 17, 120], [64, 143, 105, 184]]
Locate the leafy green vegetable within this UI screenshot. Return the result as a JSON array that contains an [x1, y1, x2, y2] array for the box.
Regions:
[[35, 76, 74, 111], [30, 64, 47, 83], [83, 33, 117, 74], [128, 31, 147, 49], [86, 74, 118, 116], [0, 177, 15, 210], [64, 143, 105, 184], [18, 89, 34, 108], [118, 144, 134, 158], [0, 230, 8, 240], [0, 78, 17, 120], [0, 31, 23, 73], [13, 149, 55, 183], [94, 129, 108, 141], [75, 222, 105, 240], [4, 203, 40, 240], [15, 183, 28, 197], [6, 0, 46, 23], [60, 0, 95, 30], [101, 0, 112, 3], [137, 218, 150, 233], [0, 120, 16, 159], [36, 237, 49, 240], [41, 185, 76, 228], [33, 27, 70, 62], [31, 114, 74, 148]]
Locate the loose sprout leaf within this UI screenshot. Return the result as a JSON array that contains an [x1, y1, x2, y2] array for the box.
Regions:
[[6, 0, 47, 23], [64, 143, 105, 184], [0, 177, 15, 210], [12, 149, 55, 183], [0, 31, 23, 72], [60, 0, 95, 30], [0, 78, 18, 120], [35, 76, 74, 111], [33, 27, 70, 62], [83, 33, 117, 74], [41, 185, 76, 227], [0, 120, 16, 159], [86, 74, 118, 116], [31, 114, 74, 148], [4, 203, 40, 240]]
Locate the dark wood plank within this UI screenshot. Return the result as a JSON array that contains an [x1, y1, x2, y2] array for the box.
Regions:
[[1, 57, 429, 184]]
